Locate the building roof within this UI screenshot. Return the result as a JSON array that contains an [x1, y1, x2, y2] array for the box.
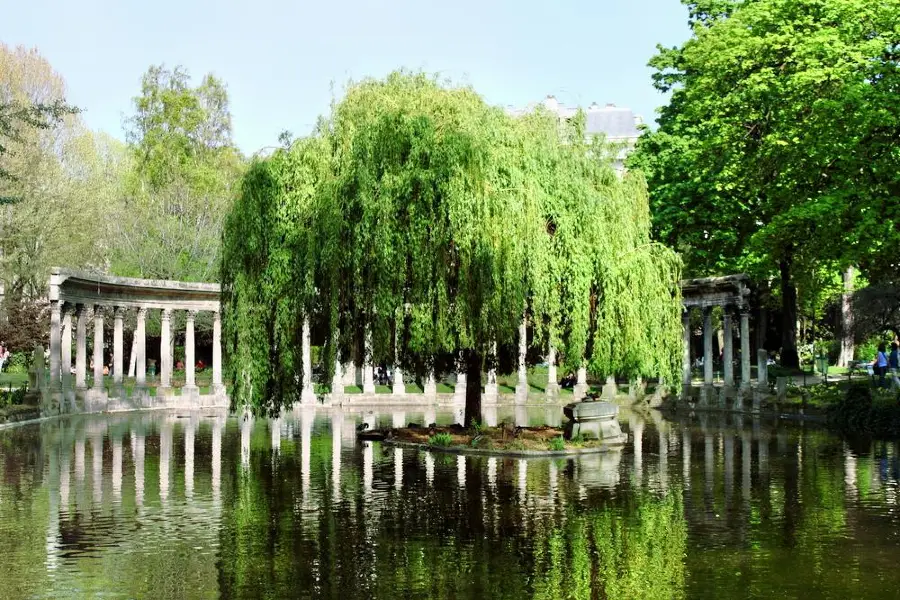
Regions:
[[506, 97, 642, 141]]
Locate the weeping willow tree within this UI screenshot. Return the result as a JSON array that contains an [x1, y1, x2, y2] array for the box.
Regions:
[[222, 71, 682, 420]]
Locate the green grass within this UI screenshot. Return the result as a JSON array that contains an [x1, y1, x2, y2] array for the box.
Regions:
[[0, 373, 29, 389]]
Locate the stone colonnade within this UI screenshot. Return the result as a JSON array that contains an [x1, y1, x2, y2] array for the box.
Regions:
[[45, 269, 226, 414], [323, 317, 572, 405], [680, 274, 762, 409]]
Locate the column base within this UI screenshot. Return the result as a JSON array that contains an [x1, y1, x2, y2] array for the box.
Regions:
[[602, 377, 618, 400], [391, 383, 406, 396], [483, 383, 498, 404], [545, 383, 560, 399], [301, 387, 317, 405], [718, 385, 736, 409], [573, 383, 589, 400], [453, 384, 466, 404], [515, 381, 529, 404], [181, 385, 200, 408], [629, 380, 647, 402], [362, 383, 376, 395], [698, 385, 716, 407], [423, 381, 437, 399]]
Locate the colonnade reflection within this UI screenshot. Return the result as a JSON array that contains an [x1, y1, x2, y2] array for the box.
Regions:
[[16, 404, 900, 598]]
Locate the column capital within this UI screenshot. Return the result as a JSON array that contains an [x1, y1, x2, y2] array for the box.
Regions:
[[62, 302, 76, 316], [136, 306, 148, 318], [185, 309, 198, 320], [161, 307, 172, 322], [75, 303, 87, 317], [113, 306, 126, 318], [92, 304, 106, 317]]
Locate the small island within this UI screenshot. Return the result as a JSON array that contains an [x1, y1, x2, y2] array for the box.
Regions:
[[360, 400, 628, 457]]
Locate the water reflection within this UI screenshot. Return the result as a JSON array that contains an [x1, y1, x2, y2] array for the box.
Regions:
[[2, 406, 900, 598]]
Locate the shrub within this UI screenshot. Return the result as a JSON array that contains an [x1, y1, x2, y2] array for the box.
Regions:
[[856, 337, 886, 362], [6, 352, 28, 374], [469, 419, 483, 434], [0, 387, 28, 408], [548, 436, 566, 451], [827, 383, 900, 436], [428, 432, 453, 447]]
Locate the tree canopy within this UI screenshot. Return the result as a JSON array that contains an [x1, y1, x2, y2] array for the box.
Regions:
[[111, 65, 244, 282], [222, 72, 682, 420], [630, 0, 900, 367]]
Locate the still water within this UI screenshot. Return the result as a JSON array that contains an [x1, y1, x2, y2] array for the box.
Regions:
[[1, 405, 899, 599]]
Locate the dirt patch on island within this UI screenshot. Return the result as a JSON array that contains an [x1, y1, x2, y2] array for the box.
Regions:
[[369, 424, 609, 452]]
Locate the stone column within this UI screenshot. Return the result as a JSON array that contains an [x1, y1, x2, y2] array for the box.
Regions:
[[515, 317, 528, 403], [135, 307, 147, 388], [702, 307, 714, 386], [757, 348, 768, 388], [682, 309, 692, 389], [212, 310, 224, 395], [184, 311, 198, 399], [330, 347, 344, 402], [546, 345, 560, 397], [574, 365, 588, 399], [301, 316, 316, 404], [723, 310, 734, 388], [740, 308, 751, 388], [75, 304, 87, 390], [362, 327, 375, 394], [92, 306, 104, 391], [50, 300, 61, 390], [484, 342, 498, 402], [454, 367, 467, 404], [61, 305, 73, 387], [159, 308, 172, 391], [423, 369, 437, 398], [113, 308, 124, 386], [391, 324, 405, 396]]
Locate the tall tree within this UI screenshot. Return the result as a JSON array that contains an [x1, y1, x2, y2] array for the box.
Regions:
[[221, 72, 683, 421], [0, 44, 114, 300], [111, 65, 243, 282], [630, 0, 900, 367]]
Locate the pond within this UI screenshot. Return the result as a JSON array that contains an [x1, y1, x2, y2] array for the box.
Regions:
[[0, 405, 898, 599]]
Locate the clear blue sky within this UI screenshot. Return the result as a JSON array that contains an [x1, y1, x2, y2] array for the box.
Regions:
[[1, 0, 690, 155]]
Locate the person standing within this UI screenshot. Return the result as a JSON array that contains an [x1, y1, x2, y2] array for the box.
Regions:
[[0, 342, 7, 373], [889, 341, 900, 390], [873, 343, 889, 388]]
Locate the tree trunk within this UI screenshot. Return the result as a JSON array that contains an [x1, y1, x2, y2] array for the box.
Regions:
[[780, 255, 800, 368], [464, 349, 482, 428], [837, 266, 855, 367]]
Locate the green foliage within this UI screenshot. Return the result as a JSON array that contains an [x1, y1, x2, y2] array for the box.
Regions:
[[427, 432, 453, 447], [826, 383, 900, 436], [112, 64, 244, 282], [221, 71, 683, 414], [5, 351, 28, 374], [469, 419, 483, 435], [0, 97, 78, 183], [856, 338, 882, 362], [0, 385, 27, 408], [631, 0, 900, 365], [548, 436, 566, 451]]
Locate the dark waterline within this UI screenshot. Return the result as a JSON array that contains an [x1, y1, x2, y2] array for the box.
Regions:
[[0, 406, 898, 599]]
